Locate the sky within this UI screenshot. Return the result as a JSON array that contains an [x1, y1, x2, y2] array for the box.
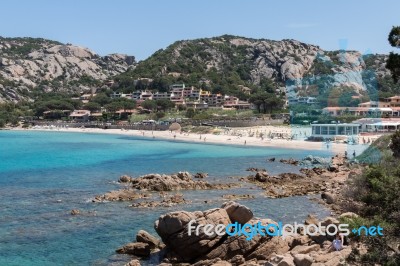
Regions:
[[0, 0, 399, 60]]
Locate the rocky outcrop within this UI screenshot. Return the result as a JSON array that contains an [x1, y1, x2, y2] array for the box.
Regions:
[[116, 242, 151, 257], [93, 190, 151, 202], [194, 172, 208, 179], [299, 155, 330, 168], [279, 158, 299, 165], [117, 230, 163, 258], [221, 201, 253, 225], [137, 202, 356, 265], [130, 194, 188, 208], [321, 192, 336, 204], [222, 194, 255, 200], [130, 172, 236, 191], [1, 35, 392, 103], [0, 37, 136, 102], [247, 155, 358, 201], [95, 172, 238, 203], [136, 230, 163, 249], [155, 207, 232, 261], [124, 259, 141, 266]]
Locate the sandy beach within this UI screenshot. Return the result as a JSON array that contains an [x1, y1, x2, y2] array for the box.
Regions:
[[11, 125, 374, 155]]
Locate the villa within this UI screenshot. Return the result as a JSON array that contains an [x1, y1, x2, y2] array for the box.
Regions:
[[322, 95, 400, 118], [69, 110, 91, 122]]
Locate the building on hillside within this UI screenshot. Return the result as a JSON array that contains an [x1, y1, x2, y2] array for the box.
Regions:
[[140, 90, 153, 100], [185, 101, 208, 110], [43, 110, 71, 119], [131, 91, 142, 100], [358, 101, 379, 108], [169, 83, 185, 91], [199, 91, 223, 107], [288, 96, 318, 105], [223, 95, 251, 110], [89, 112, 103, 120], [70, 110, 91, 122], [322, 107, 399, 117], [80, 93, 96, 101], [111, 92, 132, 99], [380, 95, 400, 107], [152, 92, 171, 100]]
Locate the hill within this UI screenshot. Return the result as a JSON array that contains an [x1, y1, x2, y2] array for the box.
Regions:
[[0, 37, 136, 102], [2, 35, 400, 103], [114, 35, 400, 102]]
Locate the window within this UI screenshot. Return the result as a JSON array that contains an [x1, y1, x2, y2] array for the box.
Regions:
[[321, 126, 328, 135], [329, 126, 336, 135], [338, 126, 345, 135], [313, 126, 321, 135]]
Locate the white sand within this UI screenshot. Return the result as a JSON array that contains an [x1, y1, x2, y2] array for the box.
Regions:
[[11, 125, 369, 154]]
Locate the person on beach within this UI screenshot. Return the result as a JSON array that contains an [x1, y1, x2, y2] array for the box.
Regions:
[[173, 135, 176, 139], [331, 233, 344, 251], [353, 150, 356, 158], [344, 151, 348, 159], [244, 140, 246, 145]]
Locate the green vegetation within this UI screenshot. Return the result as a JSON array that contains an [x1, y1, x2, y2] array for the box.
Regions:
[[249, 92, 284, 114], [0, 102, 32, 127], [33, 93, 81, 116], [389, 130, 400, 158], [387, 26, 400, 83], [113, 35, 282, 100], [0, 37, 62, 57], [346, 133, 400, 265]]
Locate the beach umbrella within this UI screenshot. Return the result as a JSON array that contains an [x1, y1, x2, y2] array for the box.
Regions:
[[169, 122, 181, 132]]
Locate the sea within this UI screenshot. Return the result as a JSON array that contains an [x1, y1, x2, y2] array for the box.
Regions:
[[0, 130, 333, 266]]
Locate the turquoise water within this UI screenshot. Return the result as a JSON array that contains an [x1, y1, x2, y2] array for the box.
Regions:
[[0, 130, 332, 266]]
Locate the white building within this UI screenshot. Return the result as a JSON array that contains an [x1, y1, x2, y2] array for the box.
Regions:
[[311, 123, 360, 138]]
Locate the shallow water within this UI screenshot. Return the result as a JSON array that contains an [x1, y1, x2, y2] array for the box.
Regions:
[[0, 130, 332, 265]]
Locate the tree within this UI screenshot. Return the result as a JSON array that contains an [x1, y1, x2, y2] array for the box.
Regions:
[[249, 92, 283, 114], [387, 26, 400, 83], [389, 130, 400, 158], [92, 93, 111, 106], [249, 93, 266, 113], [83, 102, 101, 112], [156, 99, 175, 112], [185, 108, 195, 118], [104, 102, 121, 114], [113, 98, 136, 111], [141, 100, 157, 111]]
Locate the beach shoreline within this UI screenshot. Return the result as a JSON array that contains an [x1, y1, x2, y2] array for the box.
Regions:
[[9, 125, 369, 154]]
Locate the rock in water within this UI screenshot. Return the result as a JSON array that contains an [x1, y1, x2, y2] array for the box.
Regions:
[[194, 172, 208, 178], [70, 209, 80, 215], [321, 192, 336, 204], [119, 175, 131, 183], [124, 259, 141, 266], [116, 242, 150, 257], [221, 201, 253, 224], [136, 230, 162, 249]]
